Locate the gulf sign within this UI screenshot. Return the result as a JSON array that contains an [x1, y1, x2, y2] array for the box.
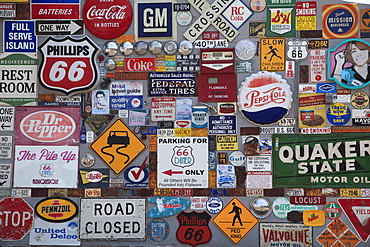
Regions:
[[31, 0, 80, 20], [35, 197, 78, 223], [15, 107, 80, 146]]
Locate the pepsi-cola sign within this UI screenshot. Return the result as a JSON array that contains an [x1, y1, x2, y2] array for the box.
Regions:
[[38, 36, 100, 96]]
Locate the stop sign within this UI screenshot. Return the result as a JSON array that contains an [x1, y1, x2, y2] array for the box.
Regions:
[[0, 198, 34, 241]]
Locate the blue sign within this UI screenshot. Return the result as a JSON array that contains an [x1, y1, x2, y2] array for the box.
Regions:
[[4, 21, 36, 53], [137, 2, 174, 38], [208, 116, 237, 135], [148, 72, 197, 97], [147, 219, 170, 242], [327, 103, 351, 126], [148, 197, 190, 218], [317, 83, 337, 93]]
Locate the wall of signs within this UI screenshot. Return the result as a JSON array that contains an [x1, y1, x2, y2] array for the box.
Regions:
[[1, 0, 370, 246]]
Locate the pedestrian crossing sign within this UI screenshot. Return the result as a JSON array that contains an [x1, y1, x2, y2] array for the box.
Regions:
[[212, 197, 259, 244]]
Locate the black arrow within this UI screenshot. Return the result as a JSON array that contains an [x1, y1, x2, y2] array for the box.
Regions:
[[1, 123, 10, 129]]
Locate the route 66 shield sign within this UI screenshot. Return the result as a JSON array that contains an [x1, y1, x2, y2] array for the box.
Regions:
[[38, 36, 100, 96], [176, 211, 212, 247], [171, 146, 194, 168], [286, 39, 308, 60]]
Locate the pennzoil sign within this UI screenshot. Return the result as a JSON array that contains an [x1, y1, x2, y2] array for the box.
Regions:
[[38, 36, 100, 96], [35, 197, 78, 223]]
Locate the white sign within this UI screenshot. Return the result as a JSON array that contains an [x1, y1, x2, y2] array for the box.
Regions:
[[157, 137, 208, 188], [151, 97, 176, 121], [0, 163, 11, 187], [29, 218, 80, 246], [309, 49, 327, 83], [80, 199, 146, 240], [0, 135, 13, 159], [260, 127, 295, 134], [246, 156, 271, 171], [36, 20, 84, 36], [190, 197, 208, 210], [221, 0, 253, 29], [193, 39, 228, 49], [13, 145, 79, 188], [286, 39, 308, 60]]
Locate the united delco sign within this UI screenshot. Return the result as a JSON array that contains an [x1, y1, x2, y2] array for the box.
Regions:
[[273, 134, 370, 188]]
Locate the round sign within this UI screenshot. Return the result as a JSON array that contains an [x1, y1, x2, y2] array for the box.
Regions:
[[176, 11, 192, 26], [206, 196, 223, 214], [149, 41, 163, 55], [228, 151, 246, 166], [235, 39, 256, 60], [272, 197, 290, 219], [326, 103, 351, 126], [35, 197, 78, 223], [179, 40, 193, 56], [81, 153, 95, 167], [147, 219, 170, 242], [250, 196, 272, 219], [351, 91, 369, 109], [83, 0, 133, 39], [250, 0, 266, 12], [324, 201, 341, 220]]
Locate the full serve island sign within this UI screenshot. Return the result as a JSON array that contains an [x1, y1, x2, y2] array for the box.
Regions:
[[273, 134, 370, 188]]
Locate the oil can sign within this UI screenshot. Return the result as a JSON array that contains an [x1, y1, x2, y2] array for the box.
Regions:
[[0, 197, 34, 241], [80, 198, 146, 240]]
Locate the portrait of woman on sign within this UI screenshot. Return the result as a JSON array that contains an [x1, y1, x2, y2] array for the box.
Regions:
[[330, 39, 370, 89]]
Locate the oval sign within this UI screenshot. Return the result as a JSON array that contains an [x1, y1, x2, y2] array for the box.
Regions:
[[20, 110, 76, 142], [35, 197, 78, 223]]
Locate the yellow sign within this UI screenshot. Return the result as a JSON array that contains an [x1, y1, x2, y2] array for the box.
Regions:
[[303, 210, 325, 226], [296, 16, 316, 30], [340, 188, 361, 197], [260, 38, 285, 71], [213, 197, 259, 244], [216, 135, 238, 151], [90, 118, 147, 175]]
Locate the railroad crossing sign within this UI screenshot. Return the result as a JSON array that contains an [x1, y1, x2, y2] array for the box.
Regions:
[[0, 197, 34, 241], [89, 118, 147, 175], [36, 20, 84, 35], [212, 197, 259, 244]]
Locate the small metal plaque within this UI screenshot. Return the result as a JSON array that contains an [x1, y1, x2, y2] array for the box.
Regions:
[[11, 188, 31, 197], [85, 188, 101, 197], [48, 189, 68, 197]]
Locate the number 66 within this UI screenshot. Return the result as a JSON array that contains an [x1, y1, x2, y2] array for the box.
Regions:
[[50, 61, 86, 82]]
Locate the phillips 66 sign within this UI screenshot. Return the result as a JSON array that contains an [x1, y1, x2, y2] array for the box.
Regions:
[[38, 36, 100, 96]]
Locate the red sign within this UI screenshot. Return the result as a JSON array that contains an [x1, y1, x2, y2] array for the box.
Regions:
[[125, 57, 156, 72], [38, 36, 100, 96], [198, 73, 237, 102], [83, 0, 132, 39], [338, 198, 370, 242], [176, 211, 212, 247], [290, 196, 326, 205], [31, 1, 80, 20], [0, 198, 34, 241], [16, 106, 80, 146]]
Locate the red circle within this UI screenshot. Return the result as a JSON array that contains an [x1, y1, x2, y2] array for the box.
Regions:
[[315, 75, 322, 81], [83, 0, 132, 40]]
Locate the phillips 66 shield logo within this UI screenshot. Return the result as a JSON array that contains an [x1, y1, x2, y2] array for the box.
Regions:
[[38, 36, 100, 96], [176, 211, 212, 247]]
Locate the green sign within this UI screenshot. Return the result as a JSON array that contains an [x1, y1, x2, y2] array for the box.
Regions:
[[266, 0, 296, 37], [273, 134, 370, 188]]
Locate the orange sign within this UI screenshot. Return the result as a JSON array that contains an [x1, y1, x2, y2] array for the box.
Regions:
[[260, 38, 285, 71], [327, 219, 348, 237], [212, 197, 259, 244], [303, 210, 325, 226], [316, 229, 337, 247], [89, 118, 147, 175]]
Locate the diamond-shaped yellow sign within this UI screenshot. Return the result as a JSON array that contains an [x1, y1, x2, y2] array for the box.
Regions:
[[89, 118, 147, 175], [213, 197, 259, 245]]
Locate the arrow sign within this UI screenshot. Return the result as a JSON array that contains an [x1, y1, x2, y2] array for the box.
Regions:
[[36, 20, 84, 35], [0, 106, 14, 132], [338, 198, 370, 242], [162, 169, 183, 176]]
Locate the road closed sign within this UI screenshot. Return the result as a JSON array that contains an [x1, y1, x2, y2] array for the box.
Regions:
[[80, 198, 145, 240]]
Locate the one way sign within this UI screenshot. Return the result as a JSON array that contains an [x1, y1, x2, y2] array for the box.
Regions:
[[36, 20, 84, 35], [0, 107, 14, 131]]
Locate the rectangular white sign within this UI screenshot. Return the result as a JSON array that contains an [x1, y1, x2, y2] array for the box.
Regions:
[[0, 106, 14, 131], [246, 156, 272, 171], [80, 199, 146, 240], [13, 145, 78, 188], [0, 163, 11, 187], [0, 135, 13, 159], [157, 137, 208, 188], [309, 49, 326, 83]]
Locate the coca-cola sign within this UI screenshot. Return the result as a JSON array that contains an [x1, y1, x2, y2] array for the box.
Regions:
[[16, 107, 80, 146], [82, 0, 132, 39], [125, 57, 156, 72]]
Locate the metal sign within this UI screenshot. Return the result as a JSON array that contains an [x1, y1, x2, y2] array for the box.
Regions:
[[4, 20, 36, 53], [31, 0, 80, 19], [176, 211, 212, 246], [322, 4, 358, 39], [36, 20, 84, 35], [309, 48, 326, 83], [0, 198, 34, 241], [186, 0, 239, 42], [0, 3, 15, 18], [157, 137, 208, 188], [0, 163, 11, 187], [260, 223, 312, 246], [266, 0, 296, 37], [193, 39, 228, 49], [286, 39, 308, 60], [212, 197, 259, 244], [90, 118, 146, 175], [13, 145, 79, 188], [273, 133, 370, 188], [260, 38, 285, 71], [221, 0, 253, 30], [0, 107, 14, 131], [35, 197, 78, 223], [80, 198, 146, 240], [208, 115, 236, 135], [0, 135, 13, 159], [135, 0, 176, 40], [148, 72, 197, 97], [296, 1, 316, 31], [38, 36, 100, 96]]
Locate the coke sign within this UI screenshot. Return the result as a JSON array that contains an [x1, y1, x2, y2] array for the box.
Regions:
[[125, 57, 156, 72], [83, 0, 132, 39], [16, 107, 80, 146], [0, 197, 34, 241], [38, 36, 100, 96]]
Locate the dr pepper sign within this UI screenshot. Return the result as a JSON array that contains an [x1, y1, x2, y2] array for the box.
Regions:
[[38, 36, 100, 96]]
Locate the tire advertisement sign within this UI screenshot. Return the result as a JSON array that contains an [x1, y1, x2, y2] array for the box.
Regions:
[[273, 134, 370, 188], [0, 53, 38, 106], [80, 198, 145, 240]]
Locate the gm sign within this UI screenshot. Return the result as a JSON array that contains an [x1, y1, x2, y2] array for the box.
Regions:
[[135, 0, 176, 39]]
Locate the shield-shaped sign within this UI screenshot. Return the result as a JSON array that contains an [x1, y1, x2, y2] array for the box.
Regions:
[[176, 211, 212, 247], [286, 39, 308, 60], [171, 146, 194, 168], [38, 36, 100, 96]]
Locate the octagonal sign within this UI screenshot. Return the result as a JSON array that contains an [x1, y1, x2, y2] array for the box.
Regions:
[[0, 197, 34, 241]]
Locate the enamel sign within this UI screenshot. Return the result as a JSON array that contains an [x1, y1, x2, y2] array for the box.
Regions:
[[266, 0, 296, 37], [31, 0, 80, 20], [4, 21, 36, 53], [322, 4, 358, 39], [38, 36, 100, 96]]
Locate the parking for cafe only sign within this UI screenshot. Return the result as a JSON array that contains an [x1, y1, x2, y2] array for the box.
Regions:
[[273, 133, 370, 188]]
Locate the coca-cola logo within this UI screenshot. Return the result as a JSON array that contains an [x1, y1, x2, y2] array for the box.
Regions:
[[83, 0, 132, 39], [20, 111, 76, 142], [125, 57, 156, 72], [85, 171, 103, 183]]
